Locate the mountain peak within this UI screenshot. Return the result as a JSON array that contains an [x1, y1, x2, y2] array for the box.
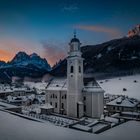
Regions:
[[30, 53, 39, 58], [127, 24, 140, 38], [16, 51, 28, 56], [10, 51, 30, 64], [9, 51, 51, 71]]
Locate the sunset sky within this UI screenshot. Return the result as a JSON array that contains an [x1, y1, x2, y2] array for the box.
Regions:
[[0, 0, 140, 66]]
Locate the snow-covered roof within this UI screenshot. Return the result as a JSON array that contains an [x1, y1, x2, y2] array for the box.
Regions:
[[121, 111, 140, 116], [46, 78, 67, 91], [0, 84, 32, 94], [104, 117, 119, 123], [46, 77, 103, 93], [24, 82, 48, 90], [40, 103, 54, 109], [106, 97, 139, 107], [83, 86, 104, 93], [83, 81, 104, 93]]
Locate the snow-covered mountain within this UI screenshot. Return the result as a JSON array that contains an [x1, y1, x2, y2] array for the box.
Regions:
[[9, 52, 51, 71], [127, 24, 140, 38], [0, 52, 51, 83], [0, 61, 6, 68], [10, 51, 30, 64]]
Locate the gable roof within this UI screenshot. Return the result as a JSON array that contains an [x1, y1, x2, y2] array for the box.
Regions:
[[46, 77, 103, 93], [46, 78, 67, 91], [106, 97, 139, 107]]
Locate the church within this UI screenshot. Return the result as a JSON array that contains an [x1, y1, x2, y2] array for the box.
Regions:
[[45, 33, 104, 118]]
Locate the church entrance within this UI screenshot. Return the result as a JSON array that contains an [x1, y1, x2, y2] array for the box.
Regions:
[[77, 102, 84, 118], [60, 109, 64, 115]]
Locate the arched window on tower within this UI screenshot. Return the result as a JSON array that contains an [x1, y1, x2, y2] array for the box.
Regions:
[[70, 66, 74, 73], [61, 103, 64, 109], [79, 66, 81, 73]]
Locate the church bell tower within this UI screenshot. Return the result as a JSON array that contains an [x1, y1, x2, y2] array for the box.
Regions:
[[67, 32, 84, 118]]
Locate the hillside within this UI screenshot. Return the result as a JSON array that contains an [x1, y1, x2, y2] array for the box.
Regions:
[[51, 36, 140, 77], [98, 74, 140, 100]]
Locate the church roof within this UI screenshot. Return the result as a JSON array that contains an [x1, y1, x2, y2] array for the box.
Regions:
[[46, 78, 67, 91], [46, 77, 103, 93], [70, 37, 80, 43], [83, 78, 104, 93]]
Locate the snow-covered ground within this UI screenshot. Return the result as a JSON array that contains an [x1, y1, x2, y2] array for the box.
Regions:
[[0, 110, 140, 140], [98, 74, 140, 100]]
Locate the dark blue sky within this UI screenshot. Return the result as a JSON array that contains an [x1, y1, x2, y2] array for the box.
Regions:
[[0, 0, 140, 65]]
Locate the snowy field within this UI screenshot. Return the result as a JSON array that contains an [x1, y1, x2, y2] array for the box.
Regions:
[[98, 74, 140, 100], [0, 110, 140, 140]]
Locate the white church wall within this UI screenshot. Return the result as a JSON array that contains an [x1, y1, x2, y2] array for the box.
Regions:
[[60, 91, 67, 115], [83, 93, 92, 117], [46, 90, 60, 113], [91, 92, 104, 118], [46, 90, 67, 114], [83, 91, 104, 118]]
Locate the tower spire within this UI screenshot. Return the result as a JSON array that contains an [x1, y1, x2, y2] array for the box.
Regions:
[[74, 30, 76, 38]]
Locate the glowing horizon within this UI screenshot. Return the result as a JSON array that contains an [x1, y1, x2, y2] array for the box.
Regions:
[[0, 0, 140, 65]]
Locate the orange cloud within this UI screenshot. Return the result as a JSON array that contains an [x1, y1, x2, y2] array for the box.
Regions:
[[42, 41, 67, 66], [0, 49, 12, 62], [0, 39, 20, 62], [75, 24, 122, 37], [0, 38, 65, 66], [0, 38, 42, 62]]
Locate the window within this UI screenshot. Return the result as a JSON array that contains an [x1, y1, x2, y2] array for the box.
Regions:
[[70, 66, 74, 73], [62, 95, 66, 99], [50, 102, 52, 105], [55, 102, 57, 108], [61, 103, 64, 109], [79, 66, 81, 73], [83, 96, 86, 101], [64, 94, 67, 99], [84, 105, 86, 112]]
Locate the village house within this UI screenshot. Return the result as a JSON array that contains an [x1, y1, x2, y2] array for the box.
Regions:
[[106, 96, 140, 114]]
